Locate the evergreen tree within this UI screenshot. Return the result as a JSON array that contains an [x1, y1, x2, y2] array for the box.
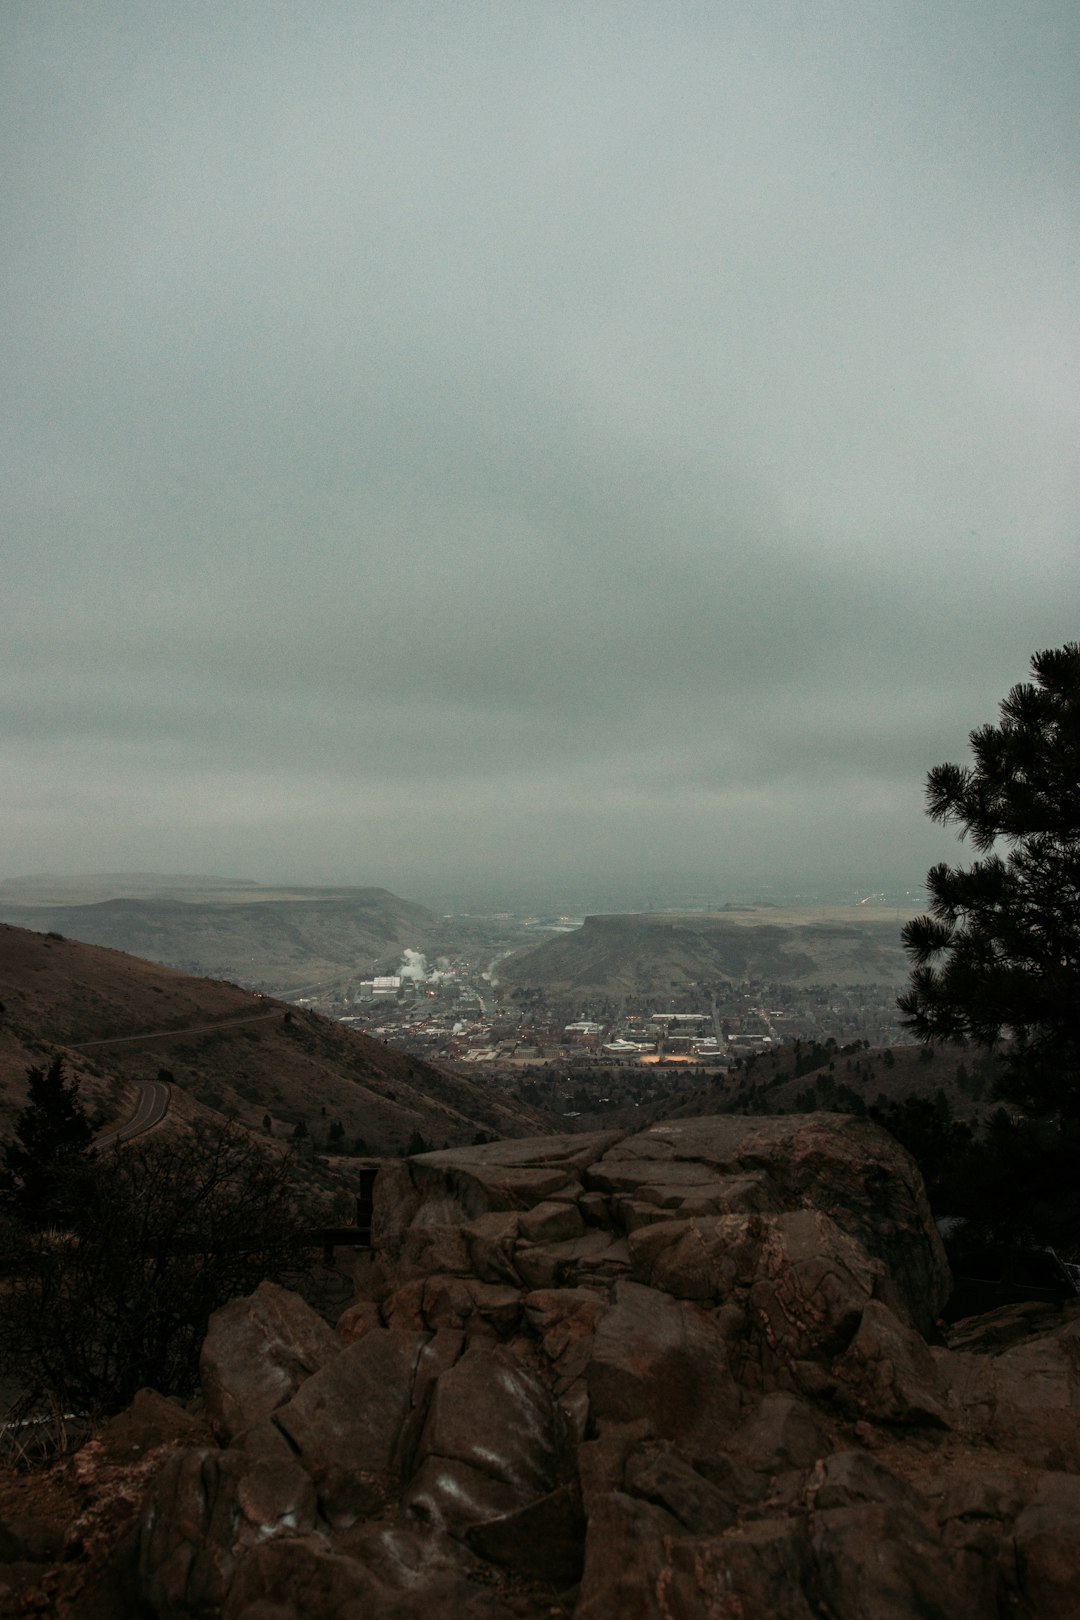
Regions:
[[1, 1119, 310, 1413], [0, 1056, 96, 1227], [899, 643, 1080, 1112]]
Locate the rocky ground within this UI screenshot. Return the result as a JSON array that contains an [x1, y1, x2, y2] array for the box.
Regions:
[[3, 1112, 1080, 1617]]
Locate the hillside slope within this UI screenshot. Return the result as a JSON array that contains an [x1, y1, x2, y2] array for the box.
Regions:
[[647, 1039, 998, 1126], [0, 925, 551, 1154]]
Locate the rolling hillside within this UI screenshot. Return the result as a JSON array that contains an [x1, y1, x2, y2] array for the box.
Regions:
[[0, 924, 552, 1155]]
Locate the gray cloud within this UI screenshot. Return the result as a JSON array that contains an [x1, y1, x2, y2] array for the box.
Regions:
[[4, 2, 1078, 906]]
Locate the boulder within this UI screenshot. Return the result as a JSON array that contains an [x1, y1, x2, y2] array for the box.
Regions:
[[403, 1456, 533, 1538], [590, 1114, 950, 1329], [115, 1113, 1080, 1617], [372, 1132, 624, 1262], [575, 1491, 687, 1620], [811, 1500, 987, 1619], [836, 1299, 949, 1426], [622, 1442, 745, 1534], [667, 1520, 820, 1620], [199, 1280, 341, 1441], [727, 1392, 831, 1474], [1004, 1472, 1080, 1618], [138, 1442, 318, 1620], [219, 1534, 378, 1619], [415, 1343, 569, 1497], [585, 1279, 740, 1459], [273, 1328, 429, 1527]]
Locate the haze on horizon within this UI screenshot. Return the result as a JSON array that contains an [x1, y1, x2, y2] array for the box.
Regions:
[[4, 3, 1078, 912]]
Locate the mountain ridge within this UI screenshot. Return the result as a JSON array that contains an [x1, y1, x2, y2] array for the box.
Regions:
[[0, 878, 438, 989], [497, 906, 910, 996]]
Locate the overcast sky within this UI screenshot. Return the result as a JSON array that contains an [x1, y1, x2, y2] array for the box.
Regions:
[[4, 2, 1078, 909]]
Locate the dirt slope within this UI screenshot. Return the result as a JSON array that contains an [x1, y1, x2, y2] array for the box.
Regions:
[[0, 925, 551, 1154]]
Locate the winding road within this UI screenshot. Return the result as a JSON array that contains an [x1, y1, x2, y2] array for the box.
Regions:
[[76, 1007, 285, 1146], [95, 1078, 172, 1147]]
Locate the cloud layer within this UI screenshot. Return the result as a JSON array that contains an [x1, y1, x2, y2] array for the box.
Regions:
[[4, 2, 1078, 905]]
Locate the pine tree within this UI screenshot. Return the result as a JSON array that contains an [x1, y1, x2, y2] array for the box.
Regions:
[[899, 643, 1080, 1112], [0, 1056, 96, 1227]]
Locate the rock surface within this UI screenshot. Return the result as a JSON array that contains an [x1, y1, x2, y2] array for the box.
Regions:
[[7, 1111, 1080, 1618]]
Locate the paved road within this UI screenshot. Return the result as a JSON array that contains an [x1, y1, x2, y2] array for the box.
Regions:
[[95, 1079, 171, 1147], [70, 1009, 282, 1051]]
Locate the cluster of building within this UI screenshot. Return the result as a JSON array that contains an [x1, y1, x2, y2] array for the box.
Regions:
[[286, 930, 909, 1077]]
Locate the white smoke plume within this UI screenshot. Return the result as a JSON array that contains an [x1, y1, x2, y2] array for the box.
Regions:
[[397, 947, 446, 983]]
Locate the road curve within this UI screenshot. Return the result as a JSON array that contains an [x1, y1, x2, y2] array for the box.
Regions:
[[95, 1079, 171, 1148]]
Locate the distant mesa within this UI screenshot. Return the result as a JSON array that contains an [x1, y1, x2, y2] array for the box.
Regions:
[[497, 906, 909, 998], [0, 874, 438, 990]]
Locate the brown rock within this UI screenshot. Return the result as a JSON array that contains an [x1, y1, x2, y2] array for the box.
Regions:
[[274, 1328, 428, 1527], [410, 1326, 466, 1413], [335, 1297, 382, 1342], [403, 1456, 532, 1537], [585, 1279, 739, 1460], [748, 1210, 880, 1370], [421, 1275, 523, 1338], [464, 1481, 586, 1586], [622, 1442, 743, 1534], [989, 1407, 1080, 1473], [332, 1518, 529, 1620], [629, 1207, 879, 1377], [139, 1441, 317, 1619], [524, 1286, 608, 1391], [836, 1299, 949, 1426], [810, 1449, 926, 1514], [575, 1490, 685, 1620], [728, 1391, 831, 1474], [993, 1329, 1080, 1410], [461, 1211, 522, 1285], [97, 1386, 211, 1459], [416, 1343, 569, 1496], [667, 1519, 820, 1620], [518, 1199, 586, 1244], [393, 1220, 472, 1280], [591, 1114, 950, 1329], [122, 1112, 989, 1620], [628, 1211, 749, 1300], [1005, 1471, 1080, 1618], [220, 1534, 377, 1619], [811, 1499, 984, 1619], [935, 1466, 1027, 1594], [939, 1311, 1080, 1465], [199, 1281, 341, 1442], [514, 1228, 627, 1291], [946, 1299, 1079, 1354], [372, 1132, 625, 1261]]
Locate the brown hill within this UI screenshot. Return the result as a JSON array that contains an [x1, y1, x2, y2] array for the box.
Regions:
[[497, 907, 909, 997], [0, 924, 552, 1155], [641, 1037, 1001, 1130], [0, 876, 437, 990]]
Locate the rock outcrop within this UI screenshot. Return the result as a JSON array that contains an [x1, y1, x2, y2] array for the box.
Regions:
[[9, 1112, 1080, 1618]]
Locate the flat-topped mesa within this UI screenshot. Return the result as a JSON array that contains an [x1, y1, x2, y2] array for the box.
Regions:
[[370, 1113, 951, 1334]]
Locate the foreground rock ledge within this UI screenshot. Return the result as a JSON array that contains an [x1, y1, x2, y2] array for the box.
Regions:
[[11, 1113, 1080, 1618]]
